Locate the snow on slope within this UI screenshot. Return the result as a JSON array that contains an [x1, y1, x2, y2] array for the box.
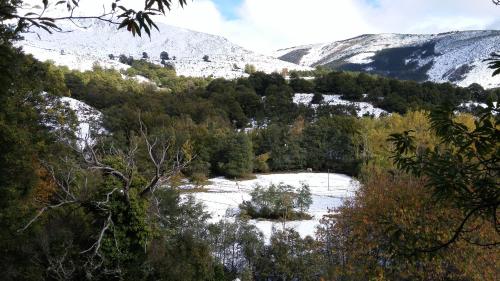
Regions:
[[18, 21, 310, 78], [60, 97, 103, 143], [276, 31, 500, 89], [276, 33, 432, 67], [184, 173, 359, 241], [293, 93, 387, 117]]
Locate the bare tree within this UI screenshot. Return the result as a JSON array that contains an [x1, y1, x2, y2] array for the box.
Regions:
[[19, 118, 192, 276]]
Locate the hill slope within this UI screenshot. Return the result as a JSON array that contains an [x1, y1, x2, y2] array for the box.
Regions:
[[18, 21, 310, 78], [275, 31, 500, 88]]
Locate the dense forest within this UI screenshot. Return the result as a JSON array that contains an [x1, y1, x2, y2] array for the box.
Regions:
[[1, 2, 499, 279]]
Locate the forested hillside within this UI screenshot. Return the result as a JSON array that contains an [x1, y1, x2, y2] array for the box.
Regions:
[[1, 38, 498, 279], [1, 1, 498, 280]]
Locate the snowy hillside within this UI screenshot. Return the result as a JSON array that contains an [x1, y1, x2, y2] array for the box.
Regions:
[[276, 31, 500, 88], [18, 21, 310, 78]]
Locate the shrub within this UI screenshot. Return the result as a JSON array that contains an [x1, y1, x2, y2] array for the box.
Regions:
[[160, 51, 170, 60], [240, 183, 312, 220], [311, 92, 324, 104]]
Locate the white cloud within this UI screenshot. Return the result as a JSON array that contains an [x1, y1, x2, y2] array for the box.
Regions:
[[22, 0, 500, 54], [158, 0, 500, 53], [363, 0, 500, 34]]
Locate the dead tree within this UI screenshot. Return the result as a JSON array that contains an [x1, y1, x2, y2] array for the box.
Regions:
[[19, 120, 192, 277]]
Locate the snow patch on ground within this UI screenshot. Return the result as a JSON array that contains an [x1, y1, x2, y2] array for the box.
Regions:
[[184, 173, 359, 241], [293, 93, 387, 117], [347, 52, 376, 64]]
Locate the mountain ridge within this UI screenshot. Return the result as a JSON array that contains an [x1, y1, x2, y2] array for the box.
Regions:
[[275, 30, 500, 89], [18, 21, 311, 78]]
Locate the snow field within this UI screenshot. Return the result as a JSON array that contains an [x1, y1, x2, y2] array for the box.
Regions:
[[184, 173, 359, 241]]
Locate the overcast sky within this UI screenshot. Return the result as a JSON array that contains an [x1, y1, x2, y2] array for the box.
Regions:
[[26, 0, 500, 54]]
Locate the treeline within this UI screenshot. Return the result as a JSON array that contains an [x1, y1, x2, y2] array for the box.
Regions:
[[60, 65, 364, 178], [52, 60, 498, 181], [291, 70, 498, 113]]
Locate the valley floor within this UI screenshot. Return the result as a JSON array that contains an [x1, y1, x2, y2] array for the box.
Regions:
[[182, 173, 359, 240]]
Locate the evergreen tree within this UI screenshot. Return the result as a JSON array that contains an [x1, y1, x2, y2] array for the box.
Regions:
[[311, 92, 324, 104], [160, 51, 170, 60], [218, 133, 254, 178], [296, 184, 313, 213]]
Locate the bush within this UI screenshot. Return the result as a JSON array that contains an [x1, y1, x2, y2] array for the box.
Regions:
[[253, 153, 270, 173], [119, 54, 134, 65], [160, 51, 170, 60], [240, 183, 312, 220], [311, 92, 324, 104]]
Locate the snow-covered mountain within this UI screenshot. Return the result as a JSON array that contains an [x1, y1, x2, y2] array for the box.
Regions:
[[275, 31, 500, 89], [18, 21, 310, 78]]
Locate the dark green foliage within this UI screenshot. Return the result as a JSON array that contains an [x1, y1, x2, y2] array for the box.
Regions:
[[314, 70, 476, 114], [289, 72, 314, 93], [207, 219, 264, 277], [263, 84, 298, 123], [255, 230, 323, 281], [467, 83, 488, 102], [147, 190, 221, 281], [160, 51, 170, 60], [119, 54, 134, 65], [311, 92, 324, 104], [252, 124, 306, 171], [339, 42, 438, 81], [216, 133, 254, 179], [0, 39, 90, 280], [248, 71, 286, 96], [316, 103, 358, 117], [485, 52, 500, 76], [302, 116, 362, 175], [315, 71, 364, 100]]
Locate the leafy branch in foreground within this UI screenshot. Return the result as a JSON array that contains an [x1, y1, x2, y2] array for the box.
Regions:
[[1, 0, 189, 37], [484, 53, 500, 77], [389, 100, 500, 251]]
